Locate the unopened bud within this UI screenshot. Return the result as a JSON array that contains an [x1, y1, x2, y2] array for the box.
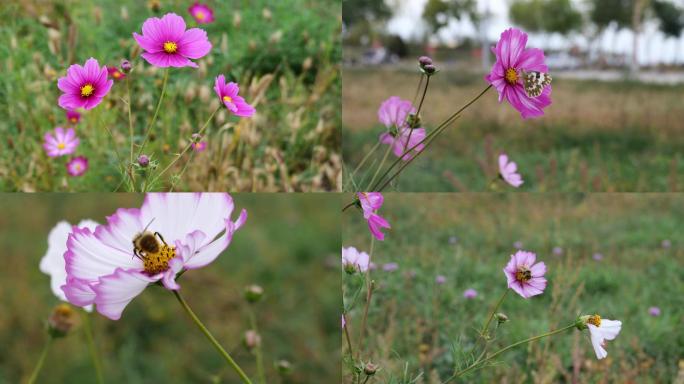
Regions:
[[244, 285, 264, 303], [423, 64, 437, 75], [243, 330, 261, 350], [495, 313, 509, 324], [364, 362, 378, 376], [121, 59, 132, 73], [48, 304, 78, 337], [137, 155, 149, 167], [275, 359, 292, 375], [418, 56, 433, 67]]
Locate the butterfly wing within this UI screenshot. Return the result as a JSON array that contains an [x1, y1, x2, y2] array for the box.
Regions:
[[523, 71, 552, 98]]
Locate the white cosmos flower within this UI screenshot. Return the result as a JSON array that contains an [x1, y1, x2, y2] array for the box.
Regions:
[[586, 315, 622, 359], [40, 219, 99, 312], [342, 246, 370, 273], [62, 193, 247, 320]]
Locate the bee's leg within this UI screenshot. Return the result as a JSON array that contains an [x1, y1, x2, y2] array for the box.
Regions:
[[132, 249, 141, 260], [154, 232, 168, 245]]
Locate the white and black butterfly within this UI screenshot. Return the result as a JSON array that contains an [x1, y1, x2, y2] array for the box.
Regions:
[[522, 71, 552, 98]]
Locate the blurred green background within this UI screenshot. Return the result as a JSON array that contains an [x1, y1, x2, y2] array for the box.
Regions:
[[343, 193, 683, 383], [0, 0, 341, 191], [0, 193, 340, 383]]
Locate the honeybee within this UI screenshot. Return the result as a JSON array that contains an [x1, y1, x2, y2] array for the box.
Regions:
[[516, 266, 532, 282], [132, 219, 168, 259]]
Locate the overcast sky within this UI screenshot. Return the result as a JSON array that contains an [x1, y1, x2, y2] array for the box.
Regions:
[[384, 0, 684, 64]]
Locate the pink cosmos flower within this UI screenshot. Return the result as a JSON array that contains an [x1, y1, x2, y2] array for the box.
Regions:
[[107, 66, 125, 80], [133, 13, 212, 68], [43, 127, 79, 157], [377, 96, 414, 129], [486, 28, 551, 119], [648, 306, 661, 316], [66, 156, 89, 177], [62, 193, 247, 320], [66, 109, 81, 124], [499, 153, 523, 188], [193, 141, 207, 152], [342, 246, 370, 273], [463, 288, 478, 299], [214, 75, 255, 117], [379, 127, 426, 161], [357, 192, 390, 241], [503, 250, 547, 298], [57, 58, 113, 110], [435, 275, 446, 284], [383, 262, 399, 272], [188, 2, 215, 24], [40, 220, 99, 312]]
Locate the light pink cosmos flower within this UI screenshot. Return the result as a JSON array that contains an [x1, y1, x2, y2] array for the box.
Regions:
[[463, 288, 478, 299], [503, 250, 547, 298], [214, 75, 255, 117], [193, 141, 207, 152], [188, 2, 214, 24], [583, 315, 622, 359], [377, 96, 425, 160], [57, 58, 113, 110], [40, 220, 99, 312], [62, 193, 247, 320], [435, 275, 447, 285], [498, 153, 523, 188], [66, 156, 88, 177], [43, 127, 79, 157], [357, 192, 390, 241], [378, 96, 414, 129], [133, 13, 212, 68], [66, 109, 81, 124], [486, 28, 551, 119], [648, 306, 661, 316], [379, 128, 426, 161], [342, 246, 370, 273], [382, 262, 398, 272]]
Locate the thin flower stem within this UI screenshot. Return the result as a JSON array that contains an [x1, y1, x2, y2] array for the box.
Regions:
[[126, 76, 136, 189], [27, 336, 52, 384], [343, 313, 354, 356], [362, 375, 371, 384], [403, 75, 431, 154], [247, 307, 266, 384], [358, 236, 375, 359], [412, 73, 425, 106], [351, 141, 381, 179], [169, 150, 195, 192], [148, 106, 220, 188], [480, 290, 508, 338], [443, 323, 576, 382], [137, 67, 169, 158], [172, 290, 253, 384], [82, 312, 105, 384], [370, 85, 492, 192], [366, 140, 394, 191]]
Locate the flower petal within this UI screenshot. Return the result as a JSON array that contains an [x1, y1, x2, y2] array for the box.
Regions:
[[183, 209, 248, 269], [178, 28, 212, 59], [93, 268, 158, 320]]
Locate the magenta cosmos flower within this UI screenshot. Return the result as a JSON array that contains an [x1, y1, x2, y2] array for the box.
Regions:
[[43, 127, 79, 157], [62, 193, 247, 320], [214, 75, 255, 117], [503, 250, 547, 298], [193, 141, 207, 152], [66, 156, 88, 177], [498, 153, 523, 187], [357, 192, 390, 241], [133, 13, 212, 68], [188, 2, 214, 24], [377, 96, 425, 160], [107, 66, 125, 80], [486, 28, 551, 119], [57, 58, 113, 110], [66, 109, 81, 124]]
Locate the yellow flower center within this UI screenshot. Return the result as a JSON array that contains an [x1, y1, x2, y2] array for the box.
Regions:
[[515, 266, 532, 282], [113, 71, 121, 79], [163, 41, 178, 53], [80, 83, 94, 97], [222, 95, 233, 103], [70, 117, 78, 123], [57, 142, 66, 150], [588, 314, 601, 327], [196, 11, 205, 20], [143, 242, 176, 275], [505, 68, 519, 85]]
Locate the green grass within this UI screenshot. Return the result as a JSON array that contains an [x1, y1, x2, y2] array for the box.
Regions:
[[0, 193, 340, 383], [0, 0, 341, 191], [342, 193, 684, 383], [343, 68, 684, 192]]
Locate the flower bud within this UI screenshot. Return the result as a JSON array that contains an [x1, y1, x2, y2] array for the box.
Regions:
[[495, 313, 509, 324], [275, 359, 292, 375], [243, 330, 261, 350], [364, 362, 378, 376], [423, 64, 437, 75], [418, 56, 433, 67], [48, 304, 78, 338], [244, 285, 264, 303], [121, 59, 132, 73]]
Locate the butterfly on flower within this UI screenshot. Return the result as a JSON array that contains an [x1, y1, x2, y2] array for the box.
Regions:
[[522, 71, 552, 98]]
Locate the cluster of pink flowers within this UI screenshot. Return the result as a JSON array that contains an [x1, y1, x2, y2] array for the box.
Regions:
[[357, 192, 390, 241], [377, 96, 426, 161], [43, 110, 89, 177]]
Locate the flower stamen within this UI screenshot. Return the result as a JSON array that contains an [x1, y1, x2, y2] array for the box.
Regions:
[[143, 243, 176, 275], [57, 142, 66, 150], [80, 83, 94, 97], [505, 68, 519, 85], [195, 11, 205, 20], [588, 314, 601, 327], [163, 41, 178, 54], [222, 95, 233, 103]]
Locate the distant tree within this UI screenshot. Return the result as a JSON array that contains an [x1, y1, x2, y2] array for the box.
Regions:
[[652, 0, 684, 37], [342, 0, 391, 28], [422, 0, 479, 35], [509, 0, 581, 35], [509, 0, 545, 33]]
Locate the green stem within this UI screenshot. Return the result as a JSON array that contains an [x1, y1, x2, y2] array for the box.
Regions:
[[443, 323, 576, 382], [27, 336, 52, 384], [149, 106, 220, 188], [82, 312, 105, 384], [172, 290, 253, 384], [343, 313, 354, 357], [403, 75, 431, 154], [365, 139, 393, 191], [351, 141, 381, 180], [137, 68, 169, 158], [370, 85, 492, 192], [357, 236, 375, 358], [126, 76, 136, 190], [480, 290, 508, 339], [247, 307, 266, 384]]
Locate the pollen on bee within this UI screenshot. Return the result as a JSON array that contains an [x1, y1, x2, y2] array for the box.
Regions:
[[587, 314, 601, 327], [142, 243, 176, 275]]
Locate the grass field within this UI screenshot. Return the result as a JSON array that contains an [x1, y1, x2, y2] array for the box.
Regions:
[[343, 67, 684, 192], [342, 193, 683, 383], [0, 0, 341, 192], [0, 193, 340, 383]]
